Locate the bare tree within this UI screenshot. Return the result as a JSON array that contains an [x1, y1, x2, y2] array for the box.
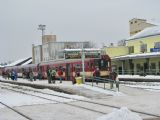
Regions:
[[117, 39, 126, 46]]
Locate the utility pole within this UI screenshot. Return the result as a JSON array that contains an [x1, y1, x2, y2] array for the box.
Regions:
[[82, 43, 85, 83]]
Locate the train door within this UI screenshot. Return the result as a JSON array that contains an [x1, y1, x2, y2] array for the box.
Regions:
[[66, 63, 71, 80]]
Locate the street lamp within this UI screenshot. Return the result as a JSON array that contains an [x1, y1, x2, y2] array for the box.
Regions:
[[82, 43, 85, 83], [38, 24, 46, 42]]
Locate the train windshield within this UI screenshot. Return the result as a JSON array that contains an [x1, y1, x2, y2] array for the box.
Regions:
[[94, 59, 108, 70]]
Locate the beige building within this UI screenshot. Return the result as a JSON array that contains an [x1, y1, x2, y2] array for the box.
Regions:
[[42, 35, 56, 44], [129, 18, 156, 36]]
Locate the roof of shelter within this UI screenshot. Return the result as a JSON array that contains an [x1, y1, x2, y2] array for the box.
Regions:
[[5, 57, 32, 67], [112, 52, 160, 61]]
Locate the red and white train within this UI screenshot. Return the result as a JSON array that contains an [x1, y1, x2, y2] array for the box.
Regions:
[[3, 55, 111, 81]]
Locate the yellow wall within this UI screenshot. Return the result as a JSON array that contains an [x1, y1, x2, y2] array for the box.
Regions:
[[104, 46, 129, 58], [126, 35, 160, 54]]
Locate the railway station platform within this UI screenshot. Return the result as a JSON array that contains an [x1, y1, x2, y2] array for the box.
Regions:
[[0, 77, 121, 99], [1, 76, 160, 120]]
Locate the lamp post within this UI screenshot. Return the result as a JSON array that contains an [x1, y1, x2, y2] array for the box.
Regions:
[[38, 24, 46, 42], [82, 43, 85, 83]]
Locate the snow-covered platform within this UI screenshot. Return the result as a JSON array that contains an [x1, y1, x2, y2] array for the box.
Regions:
[[1, 77, 160, 120], [0, 77, 121, 98]]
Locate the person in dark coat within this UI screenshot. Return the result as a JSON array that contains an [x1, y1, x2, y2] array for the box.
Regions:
[[93, 67, 100, 85], [47, 66, 51, 84]]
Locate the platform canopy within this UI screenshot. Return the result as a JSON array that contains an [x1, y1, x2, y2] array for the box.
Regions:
[[112, 52, 160, 60]]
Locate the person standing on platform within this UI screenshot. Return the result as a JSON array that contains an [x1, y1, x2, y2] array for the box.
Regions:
[[47, 66, 51, 84], [49, 67, 56, 83], [58, 67, 63, 83], [93, 67, 100, 85], [29, 69, 33, 82], [11, 69, 15, 81]]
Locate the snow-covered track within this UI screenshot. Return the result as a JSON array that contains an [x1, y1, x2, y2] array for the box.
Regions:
[[0, 101, 34, 120], [1, 83, 160, 118]]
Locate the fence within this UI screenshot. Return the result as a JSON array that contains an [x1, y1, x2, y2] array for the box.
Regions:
[[85, 77, 119, 92]]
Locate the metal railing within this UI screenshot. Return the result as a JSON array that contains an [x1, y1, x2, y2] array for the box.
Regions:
[[85, 77, 119, 91]]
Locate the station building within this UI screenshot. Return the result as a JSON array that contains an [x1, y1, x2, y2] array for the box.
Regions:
[[32, 35, 92, 63], [104, 18, 160, 75]]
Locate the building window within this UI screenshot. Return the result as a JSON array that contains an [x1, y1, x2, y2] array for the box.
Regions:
[[130, 22, 133, 24], [140, 44, 147, 53], [150, 63, 156, 69], [129, 46, 134, 53], [135, 21, 137, 23], [154, 42, 160, 48]]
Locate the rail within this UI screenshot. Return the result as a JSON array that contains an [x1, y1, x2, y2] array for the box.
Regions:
[[86, 77, 120, 91]]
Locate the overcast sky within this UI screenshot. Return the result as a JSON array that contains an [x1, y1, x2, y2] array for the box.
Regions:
[[0, 0, 160, 62]]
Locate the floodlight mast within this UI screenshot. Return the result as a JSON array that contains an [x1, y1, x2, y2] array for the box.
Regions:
[[38, 24, 46, 42]]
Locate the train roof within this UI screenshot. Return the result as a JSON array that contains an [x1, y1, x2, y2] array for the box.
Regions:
[[39, 58, 96, 66]]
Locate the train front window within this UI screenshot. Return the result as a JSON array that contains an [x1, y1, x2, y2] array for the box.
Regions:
[[94, 59, 108, 70], [94, 59, 99, 68]]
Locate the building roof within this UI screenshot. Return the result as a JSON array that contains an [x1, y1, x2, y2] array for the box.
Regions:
[[21, 59, 32, 66], [112, 52, 160, 60], [5, 57, 32, 67], [127, 26, 160, 40]]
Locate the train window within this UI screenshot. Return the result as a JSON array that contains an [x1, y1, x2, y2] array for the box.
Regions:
[[87, 62, 89, 68], [94, 59, 99, 68], [62, 68, 66, 72]]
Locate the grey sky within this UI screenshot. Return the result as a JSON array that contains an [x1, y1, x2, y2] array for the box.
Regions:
[[0, 0, 160, 62]]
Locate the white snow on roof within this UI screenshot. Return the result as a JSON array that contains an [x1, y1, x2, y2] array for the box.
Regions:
[[5, 58, 29, 67], [147, 20, 160, 26], [96, 107, 142, 120], [0, 65, 3, 68], [21, 59, 32, 66], [127, 26, 160, 40], [64, 48, 101, 52], [113, 52, 160, 60]]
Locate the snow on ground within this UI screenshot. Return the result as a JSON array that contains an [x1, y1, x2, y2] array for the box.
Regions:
[[96, 107, 142, 120], [76, 84, 125, 96], [0, 76, 124, 96], [0, 88, 56, 109]]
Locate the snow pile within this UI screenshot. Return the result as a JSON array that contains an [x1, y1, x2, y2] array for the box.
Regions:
[[96, 107, 142, 120]]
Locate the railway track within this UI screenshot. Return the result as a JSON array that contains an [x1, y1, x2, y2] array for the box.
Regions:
[[0, 101, 34, 120], [1, 82, 160, 119]]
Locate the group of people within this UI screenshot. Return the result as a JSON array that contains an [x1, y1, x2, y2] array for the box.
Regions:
[[2, 69, 18, 81], [47, 66, 63, 84]]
